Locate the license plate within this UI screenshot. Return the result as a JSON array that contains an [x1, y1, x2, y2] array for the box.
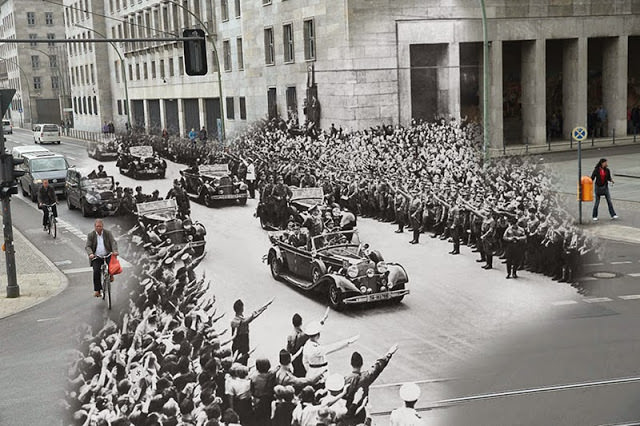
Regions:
[[369, 293, 390, 301], [212, 193, 245, 199]]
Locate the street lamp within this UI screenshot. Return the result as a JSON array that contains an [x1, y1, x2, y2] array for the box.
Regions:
[[74, 23, 132, 130], [161, 0, 225, 143], [479, 0, 490, 165]]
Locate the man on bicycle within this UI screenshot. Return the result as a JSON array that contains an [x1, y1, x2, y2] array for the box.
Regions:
[[37, 179, 57, 231], [85, 219, 119, 297]]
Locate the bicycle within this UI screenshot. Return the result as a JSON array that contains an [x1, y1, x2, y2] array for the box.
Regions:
[[94, 253, 113, 310], [42, 203, 57, 239]]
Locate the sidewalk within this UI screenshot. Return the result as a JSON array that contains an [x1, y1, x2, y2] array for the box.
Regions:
[[0, 216, 67, 319]]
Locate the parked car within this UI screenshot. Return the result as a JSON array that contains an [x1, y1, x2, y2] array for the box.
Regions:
[[136, 199, 206, 256], [19, 152, 68, 201], [116, 145, 166, 179], [11, 145, 51, 161], [33, 123, 61, 144], [87, 139, 118, 161], [267, 228, 409, 309], [3, 119, 12, 134], [180, 164, 248, 207], [65, 168, 119, 217]]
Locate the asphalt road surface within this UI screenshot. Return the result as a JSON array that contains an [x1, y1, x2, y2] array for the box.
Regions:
[[1, 129, 640, 425]]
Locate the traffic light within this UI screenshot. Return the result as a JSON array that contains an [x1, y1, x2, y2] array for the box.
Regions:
[[183, 29, 208, 76], [0, 152, 24, 198]]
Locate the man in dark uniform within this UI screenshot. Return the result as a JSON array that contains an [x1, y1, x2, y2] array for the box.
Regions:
[[260, 174, 275, 225], [339, 207, 357, 243], [38, 179, 57, 230], [231, 298, 273, 365], [503, 216, 526, 279], [300, 170, 317, 188], [134, 186, 148, 204], [449, 199, 463, 255], [166, 179, 191, 218], [302, 205, 324, 249], [408, 190, 423, 244], [480, 209, 497, 270], [96, 164, 108, 178], [271, 175, 292, 229]]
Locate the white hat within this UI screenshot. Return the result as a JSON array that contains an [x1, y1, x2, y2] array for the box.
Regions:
[[304, 320, 322, 336], [326, 374, 344, 392], [399, 382, 421, 402]]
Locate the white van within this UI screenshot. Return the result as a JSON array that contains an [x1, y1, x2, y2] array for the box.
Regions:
[[33, 123, 61, 144], [11, 145, 51, 161], [3, 119, 12, 134]]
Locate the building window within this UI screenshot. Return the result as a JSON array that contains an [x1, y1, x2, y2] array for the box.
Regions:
[[239, 96, 246, 120], [88, 96, 92, 114], [237, 37, 244, 70], [135, 63, 140, 80], [82, 97, 87, 114], [160, 59, 165, 78], [178, 56, 184, 75], [27, 12, 35, 25], [221, 0, 229, 22], [223, 40, 231, 72], [235, 0, 241, 18], [143, 62, 148, 79], [151, 61, 156, 79], [226, 97, 234, 119], [29, 34, 37, 47], [128, 64, 133, 81], [45, 12, 53, 25], [47, 33, 55, 47], [264, 27, 274, 65], [115, 61, 120, 83], [93, 97, 98, 115], [73, 97, 77, 114], [283, 23, 294, 63], [31, 55, 40, 70], [263, 0, 271, 5], [91, 64, 95, 84], [304, 19, 315, 60], [33, 77, 41, 90], [51, 76, 59, 89], [169, 58, 174, 77], [49, 55, 57, 68], [286, 86, 297, 120], [117, 100, 122, 115]]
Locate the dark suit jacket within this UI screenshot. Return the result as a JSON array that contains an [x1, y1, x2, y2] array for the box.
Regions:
[[85, 229, 118, 263]]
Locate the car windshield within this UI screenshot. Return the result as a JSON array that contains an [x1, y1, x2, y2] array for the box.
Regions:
[[312, 230, 361, 256], [43, 125, 58, 132], [31, 157, 67, 172], [81, 177, 114, 191]]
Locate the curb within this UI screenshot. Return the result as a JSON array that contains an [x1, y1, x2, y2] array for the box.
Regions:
[[0, 225, 69, 320]]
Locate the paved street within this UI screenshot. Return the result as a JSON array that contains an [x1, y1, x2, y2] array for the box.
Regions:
[[1, 130, 640, 424]]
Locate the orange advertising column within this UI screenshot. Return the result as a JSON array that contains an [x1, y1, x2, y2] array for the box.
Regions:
[[580, 176, 594, 202]]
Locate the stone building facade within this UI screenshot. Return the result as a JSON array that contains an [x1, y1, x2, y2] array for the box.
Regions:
[[65, 0, 640, 146], [0, 0, 69, 127]]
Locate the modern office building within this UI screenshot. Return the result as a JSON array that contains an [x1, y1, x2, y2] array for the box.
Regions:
[[0, 0, 69, 127]]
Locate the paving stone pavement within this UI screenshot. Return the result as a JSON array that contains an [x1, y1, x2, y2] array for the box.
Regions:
[[0, 216, 67, 319]]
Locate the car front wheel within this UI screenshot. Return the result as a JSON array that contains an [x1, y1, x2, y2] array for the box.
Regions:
[[328, 282, 345, 310], [270, 255, 283, 280], [66, 195, 75, 210], [81, 202, 89, 217]]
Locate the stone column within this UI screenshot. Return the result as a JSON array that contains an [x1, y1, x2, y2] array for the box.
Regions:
[[448, 42, 461, 121], [521, 39, 546, 145], [159, 99, 167, 131], [143, 99, 150, 133], [489, 40, 503, 150], [198, 98, 207, 133], [563, 38, 587, 138], [178, 98, 185, 137], [603, 36, 628, 137]]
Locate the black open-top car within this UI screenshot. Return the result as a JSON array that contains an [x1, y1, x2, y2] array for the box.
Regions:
[[87, 139, 118, 161], [65, 168, 119, 217], [180, 164, 248, 207], [267, 228, 409, 309], [257, 187, 327, 230], [117, 145, 167, 179], [136, 199, 206, 256]]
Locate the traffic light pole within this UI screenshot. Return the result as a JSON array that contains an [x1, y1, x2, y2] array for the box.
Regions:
[[0, 107, 19, 298]]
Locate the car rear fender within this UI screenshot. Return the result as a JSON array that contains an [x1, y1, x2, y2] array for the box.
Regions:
[[316, 274, 360, 294], [386, 263, 409, 286], [311, 259, 327, 276], [268, 247, 284, 265]]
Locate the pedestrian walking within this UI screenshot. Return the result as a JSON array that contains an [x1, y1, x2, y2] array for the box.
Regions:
[[591, 158, 618, 221], [188, 128, 197, 144]]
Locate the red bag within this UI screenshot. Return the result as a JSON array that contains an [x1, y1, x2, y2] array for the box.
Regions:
[[108, 255, 123, 275]]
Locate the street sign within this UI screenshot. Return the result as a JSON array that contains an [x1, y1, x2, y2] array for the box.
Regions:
[[572, 126, 587, 142]]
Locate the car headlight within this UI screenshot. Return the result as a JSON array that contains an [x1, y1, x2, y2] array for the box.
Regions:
[[387, 280, 394, 289], [86, 194, 99, 204], [218, 189, 224, 195], [183, 219, 193, 230], [347, 265, 358, 278], [366, 268, 375, 278], [157, 223, 167, 234], [367, 288, 373, 293], [380, 286, 387, 292], [359, 285, 367, 293], [240, 183, 248, 190], [234, 188, 239, 194], [376, 261, 387, 274], [33, 179, 42, 184]]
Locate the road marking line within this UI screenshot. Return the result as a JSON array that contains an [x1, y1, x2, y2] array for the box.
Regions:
[[611, 261, 633, 265], [62, 267, 93, 274], [54, 260, 72, 266], [36, 317, 60, 322], [552, 300, 579, 306], [619, 295, 640, 300], [629, 273, 640, 277], [371, 375, 640, 414], [583, 297, 613, 303], [370, 378, 458, 389]]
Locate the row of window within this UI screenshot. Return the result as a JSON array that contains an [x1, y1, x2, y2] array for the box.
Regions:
[[30, 55, 58, 70], [64, 1, 90, 26], [32, 76, 59, 91], [26, 12, 55, 26], [73, 96, 99, 116], [28, 33, 57, 48], [225, 97, 247, 120], [70, 64, 95, 87], [67, 32, 94, 56], [221, 0, 242, 21], [265, 20, 316, 65], [113, 56, 185, 82]]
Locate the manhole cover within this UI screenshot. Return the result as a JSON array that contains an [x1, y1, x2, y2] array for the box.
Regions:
[[592, 271, 619, 279]]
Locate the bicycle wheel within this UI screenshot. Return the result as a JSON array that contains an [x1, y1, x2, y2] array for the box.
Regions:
[[52, 218, 57, 239]]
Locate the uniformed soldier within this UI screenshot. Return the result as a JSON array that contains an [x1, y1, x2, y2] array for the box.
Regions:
[[134, 186, 148, 204], [408, 190, 423, 244], [287, 221, 308, 248], [166, 179, 191, 218], [302, 205, 324, 249], [503, 216, 527, 279], [394, 191, 408, 233], [390, 383, 424, 426], [271, 175, 293, 229], [449, 199, 463, 255], [480, 210, 497, 270], [301, 321, 358, 383], [300, 170, 317, 188], [230, 298, 273, 365]]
